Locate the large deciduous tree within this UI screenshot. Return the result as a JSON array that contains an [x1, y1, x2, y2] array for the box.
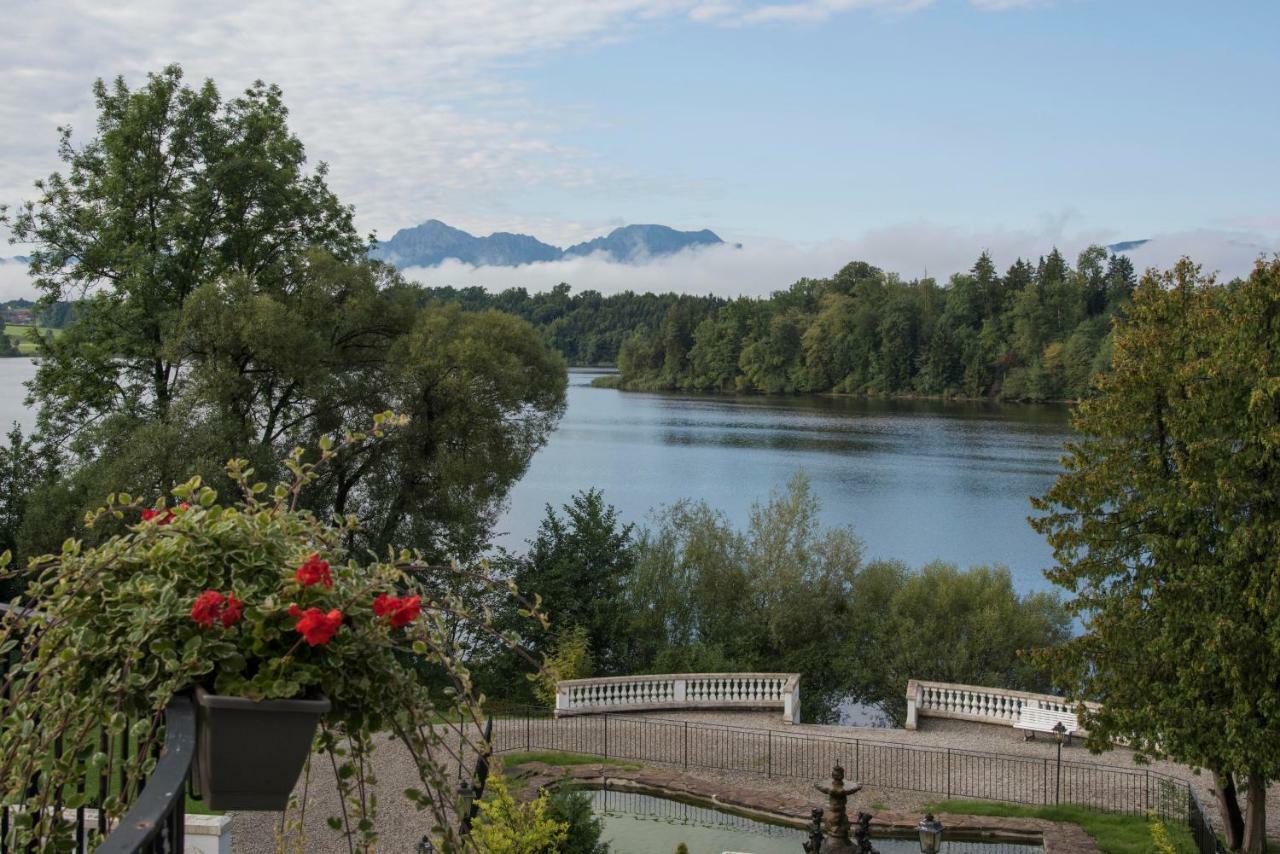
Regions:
[[1032, 257, 1280, 853], [4, 65, 566, 560]]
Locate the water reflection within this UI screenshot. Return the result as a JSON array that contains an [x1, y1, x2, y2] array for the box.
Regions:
[[587, 789, 1041, 853]]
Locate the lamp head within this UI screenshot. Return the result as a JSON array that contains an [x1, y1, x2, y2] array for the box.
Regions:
[[918, 812, 944, 854], [1053, 720, 1067, 743]]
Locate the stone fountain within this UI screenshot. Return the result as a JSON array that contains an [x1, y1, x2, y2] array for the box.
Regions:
[[802, 764, 878, 854]]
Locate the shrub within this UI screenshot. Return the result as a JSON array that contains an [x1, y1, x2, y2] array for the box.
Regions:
[[0, 423, 546, 851]]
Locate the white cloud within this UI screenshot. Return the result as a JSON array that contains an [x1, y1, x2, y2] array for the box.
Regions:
[[1, 0, 1045, 251], [400, 224, 1279, 299]]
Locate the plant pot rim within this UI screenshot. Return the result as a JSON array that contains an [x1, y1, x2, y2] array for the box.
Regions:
[[194, 684, 331, 714]]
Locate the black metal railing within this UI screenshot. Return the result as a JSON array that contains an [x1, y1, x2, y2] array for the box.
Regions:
[[95, 696, 197, 854], [0, 695, 196, 854], [487, 705, 1227, 850]]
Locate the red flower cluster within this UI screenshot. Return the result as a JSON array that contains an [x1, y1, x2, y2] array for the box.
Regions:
[[190, 590, 244, 629], [373, 593, 421, 628], [289, 604, 343, 646], [141, 503, 190, 525], [294, 553, 333, 588]]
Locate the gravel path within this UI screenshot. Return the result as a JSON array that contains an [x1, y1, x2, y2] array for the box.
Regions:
[[227, 711, 1278, 851]]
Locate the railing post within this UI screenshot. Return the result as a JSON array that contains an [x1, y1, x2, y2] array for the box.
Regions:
[[946, 748, 951, 799], [526, 712, 531, 752], [603, 714, 609, 759], [905, 679, 919, 730], [767, 730, 772, 778], [683, 721, 688, 769], [1043, 758, 1049, 805]]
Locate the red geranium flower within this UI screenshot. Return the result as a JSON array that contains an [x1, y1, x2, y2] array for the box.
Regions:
[[373, 593, 421, 628], [294, 553, 333, 588], [141, 503, 189, 526], [191, 590, 243, 629], [191, 590, 225, 628], [289, 604, 343, 646], [220, 593, 244, 628]]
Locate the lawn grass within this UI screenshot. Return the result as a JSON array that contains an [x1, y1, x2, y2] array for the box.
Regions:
[[498, 750, 639, 769], [927, 799, 1198, 854], [3, 323, 61, 355]]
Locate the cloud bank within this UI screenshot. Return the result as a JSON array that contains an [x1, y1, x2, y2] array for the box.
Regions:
[[402, 226, 1280, 299], [2, 225, 1271, 304]]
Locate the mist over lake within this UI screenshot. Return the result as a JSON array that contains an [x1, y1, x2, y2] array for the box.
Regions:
[[498, 369, 1072, 594]]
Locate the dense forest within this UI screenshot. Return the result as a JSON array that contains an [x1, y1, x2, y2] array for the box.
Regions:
[[415, 283, 723, 366], [607, 247, 1139, 401]]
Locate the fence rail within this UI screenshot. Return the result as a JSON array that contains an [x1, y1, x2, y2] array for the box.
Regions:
[[488, 706, 1225, 854]]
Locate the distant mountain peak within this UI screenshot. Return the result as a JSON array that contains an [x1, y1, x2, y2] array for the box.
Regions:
[[1106, 239, 1150, 253], [370, 220, 724, 268]]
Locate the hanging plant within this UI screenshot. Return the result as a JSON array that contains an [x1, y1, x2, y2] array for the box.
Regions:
[[0, 414, 546, 851]]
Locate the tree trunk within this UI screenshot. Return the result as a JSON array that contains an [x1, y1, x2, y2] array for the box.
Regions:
[[1214, 770, 1245, 851], [1241, 773, 1268, 854]]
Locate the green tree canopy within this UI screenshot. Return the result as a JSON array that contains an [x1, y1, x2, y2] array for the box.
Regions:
[[1032, 257, 1280, 853], [4, 65, 567, 561]]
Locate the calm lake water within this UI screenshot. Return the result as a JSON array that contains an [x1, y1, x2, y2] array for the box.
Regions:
[[499, 369, 1072, 595], [0, 360, 1073, 595]]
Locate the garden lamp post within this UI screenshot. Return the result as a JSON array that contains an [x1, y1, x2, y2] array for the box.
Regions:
[[1052, 720, 1067, 804], [917, 813, 944, 854], [457, 778, 476, 834]]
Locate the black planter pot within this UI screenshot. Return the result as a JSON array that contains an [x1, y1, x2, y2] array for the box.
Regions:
[[194, 685, 331, 810]]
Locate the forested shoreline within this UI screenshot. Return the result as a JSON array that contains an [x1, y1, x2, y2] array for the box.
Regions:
[[605, 249, 1140, 402]]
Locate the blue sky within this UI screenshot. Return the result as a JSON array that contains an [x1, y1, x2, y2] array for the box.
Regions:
[[1, 0, 1278, 296], [513, 1, 1279, 242]]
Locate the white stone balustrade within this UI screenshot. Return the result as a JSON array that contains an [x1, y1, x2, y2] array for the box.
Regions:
[[556, 673, 802, 723], [904, 679, 1099, 732]]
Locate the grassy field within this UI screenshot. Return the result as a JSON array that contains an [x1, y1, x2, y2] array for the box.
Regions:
[[927, 799, 1199, 854], [3, 323, 61, 354]]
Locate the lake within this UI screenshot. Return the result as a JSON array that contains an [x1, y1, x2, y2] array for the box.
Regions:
[[0, 360, 1073, 595], [499, 369, 1072, 595]]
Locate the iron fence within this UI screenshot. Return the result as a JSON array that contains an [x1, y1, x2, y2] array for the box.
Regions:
[[488, 705, 1226, 852], [1, 605, 197, 854]]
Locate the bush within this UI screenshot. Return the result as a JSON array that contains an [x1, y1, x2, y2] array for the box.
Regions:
[[547, 788, 610, 854]]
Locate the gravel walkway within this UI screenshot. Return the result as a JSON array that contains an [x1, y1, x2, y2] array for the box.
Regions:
[[227, 711, 1279, 851]]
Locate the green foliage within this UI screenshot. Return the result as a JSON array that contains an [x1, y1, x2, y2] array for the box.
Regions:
[[546, 788, 611, 854], [469, 772, 569, 854], [1031, 258, 1280, 853], [500, 752, 638, 769], [418, 283, 724, 367], [491, 489, 636, 696], [607, 248, 1128, 400], [4, 66, 567, 562], [927, 800, 1197, 854], [0, 433, 547, 852], [606, 474, 1070, 722], [675, 844, 690, 854], [855, 562, 1071, 724], [533, 626, 594, 707]]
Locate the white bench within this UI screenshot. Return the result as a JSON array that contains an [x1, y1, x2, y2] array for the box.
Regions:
[[1014, 703, 1079, 743]]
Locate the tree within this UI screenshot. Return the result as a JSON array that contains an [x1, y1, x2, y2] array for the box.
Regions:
[[5, 67, 567, 561], [1032, 258, 1280, 853], [546, 789, 610, 854], [506, 490, 636, 674], [7, 65, 363, 447], [855, 563, 1070, 725]]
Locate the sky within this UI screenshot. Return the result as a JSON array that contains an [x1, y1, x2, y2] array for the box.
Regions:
[[2, 0, 1278, 298]]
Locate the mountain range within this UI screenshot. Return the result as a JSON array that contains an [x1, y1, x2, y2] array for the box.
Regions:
[[369, 220, 724, 268]]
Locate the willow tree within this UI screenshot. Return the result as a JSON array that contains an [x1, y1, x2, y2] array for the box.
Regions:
[[1032, 257, 1280, 853]]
